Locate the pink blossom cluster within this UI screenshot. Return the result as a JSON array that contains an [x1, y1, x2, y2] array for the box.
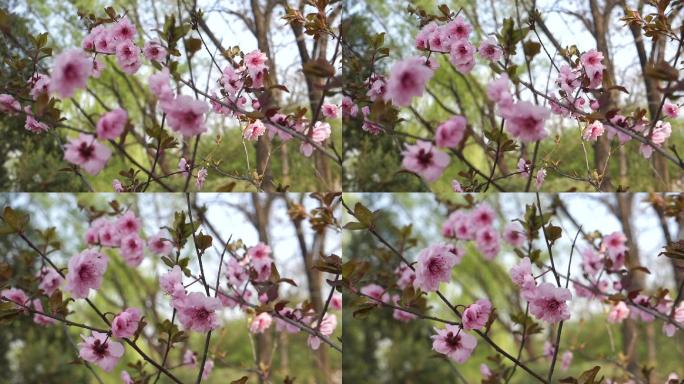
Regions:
[[208, 50, 337, 158], [441, 202, 519, 261]]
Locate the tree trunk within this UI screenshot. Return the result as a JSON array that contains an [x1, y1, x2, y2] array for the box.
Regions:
[[614, 194, 645, 375], [251, 194, 273, 383]]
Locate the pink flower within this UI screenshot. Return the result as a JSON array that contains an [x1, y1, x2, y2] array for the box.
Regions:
[[143, 39, 167, 62], [66, 249, 109, 299], [224, 258, 248, 287], [580, 49, 604, 71], [29, 73, 50, 99], [451, 180, 463, 192], [244, 119, 266, 141], [50, 49, 92, 98], [63, 134, 111, 175], [98, 222, 121, 247], [166, 95, 209, 137], [249, 312, 273, 334], [148, 231, 173, 256], [121, 371, 134, 384], [221, 66, 243, 95], [331, 293, 342, 310], [384, 56, 434, 107], [435, 116, 467, 148], [517, 158, 530, 178], [443, 16, 472, 42], [450, 39, 475, 66], [401, 141, 450, 182], [111, 16, 136, 42], [415, 22, 438, 50], [307, 313, 337, 350], [120, 234, 144, 267], [442, 210, 474, 240], [478, 37, 502, 61], [37, 267, 63, 295], [528, 283, 572, 323], [24, 113, 50, 133], [244, 50, 269, 77], [395, 264, 416, 290], [543, 341, 555, 359], [561, 351, 573, 371], [78, 332, 124, 371], [115, 40, 140, 66], [480, 364, 493, 379], [183, 349, 197, 366], [607, 301, 630, 323], [116, 211, 140, 235], [112, 307, 142, 338], [502, 101, 550, 142], [557, 64, 580, 96], [201, 359, 214, 379], [582, 121, 604, 141], [0, 93, 21, 114], [300, 121, 332, 157], [148, 68, 174, 102], [475, 226, 500, 260], [196, 168, 208, 190], [275, 307, 301, 333], [1, 288, 29, 311], [535, 168, 546, 190], [631, 294, 655, 322], [462, 299, 492, 330], [248, 242, 271, 260], [160, 266, 185, 300], [360, 284, 386, 302], [82, 26, 103, 51], [252, 257, 273, 282], [603, 231, 627, 269], [503, 222, 526, 247], [32, 299, 56, 326], [113, 179, 124, 192], [487, 75, 514, 110], [510, 257, 535, 290], [176, 292, 222, 332], [94, 28, 115, 54], [341, 96, 357, 116], [580, 247, 602, 276], [663, 101, 679, 118], [413, 244, 460, 292], [96, 108, 128, 139], [321, 103, 339, 119], [472, 203, 496, 227], [431, 325, 477, 363]]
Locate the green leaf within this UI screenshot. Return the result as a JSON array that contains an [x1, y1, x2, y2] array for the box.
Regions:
[[353, 202, 373, 227], [343, 221, 367, 230], [2, 206, 29, 232], [184, 37, 202, 55], [195, 232, 212, 253]]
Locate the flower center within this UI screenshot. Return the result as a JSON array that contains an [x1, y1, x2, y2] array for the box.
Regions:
[[416, 148, 433, 167], [78, 142, 94, 160]]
